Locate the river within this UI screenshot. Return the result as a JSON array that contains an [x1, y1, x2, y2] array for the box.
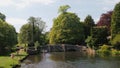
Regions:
[[21, 52, 120, 68]]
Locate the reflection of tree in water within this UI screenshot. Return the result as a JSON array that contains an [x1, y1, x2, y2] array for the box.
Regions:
[[21, 52, 120, 68], [50, 52, 66, 61], [25, 55, 42, 64], [50, 52, 89, 62]]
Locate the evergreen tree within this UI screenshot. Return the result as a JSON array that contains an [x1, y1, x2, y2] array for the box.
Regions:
[[84, 15, 95, 38]]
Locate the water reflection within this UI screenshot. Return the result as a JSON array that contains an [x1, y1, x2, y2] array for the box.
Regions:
[[21, 52, 120, 68]]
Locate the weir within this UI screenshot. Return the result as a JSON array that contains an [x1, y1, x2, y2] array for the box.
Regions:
[[26, 44, 87, 55]]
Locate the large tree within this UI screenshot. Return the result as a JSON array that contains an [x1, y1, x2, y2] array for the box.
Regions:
[[97, 11, 113, 35], [111, 2, 120, 38], [28, 17, 45, 44], [49, 5, 84, 44], [0, 19, 17, 54], [84, 15, 95, 38], [18, 17, 46, 45], [111, 2, 120, 49], [18, 24, 33, 44]]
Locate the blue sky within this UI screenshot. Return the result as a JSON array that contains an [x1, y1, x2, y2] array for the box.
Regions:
[[0, 0, 119, 32]]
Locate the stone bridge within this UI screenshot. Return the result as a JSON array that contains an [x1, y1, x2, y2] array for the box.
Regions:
[[38, 44, 87, 52]]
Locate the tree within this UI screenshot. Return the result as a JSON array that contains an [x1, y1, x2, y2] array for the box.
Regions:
[[19, 17, 46, 46], [111, 2, 120, 38], [0, 12, 6, 21], [84, 15, 95, 38], [18, 24, 32, 44], [97, 11, 113, 35], [44, 32, 50, 44], [85, 26, 108, 48], [91, 26, 108, 47], [58, 5, 70, 14], [111, 2, 120, 49], [49, 5, 84, 44], [28, 17, 36, 43], [0, 19, 17, 54]]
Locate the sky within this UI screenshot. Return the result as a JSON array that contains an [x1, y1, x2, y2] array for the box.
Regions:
[[0, 0, 119, 32]]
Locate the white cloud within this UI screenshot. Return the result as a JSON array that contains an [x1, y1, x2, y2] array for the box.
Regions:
[[6, 18, 27, 32], [0, 0, 56, 9]]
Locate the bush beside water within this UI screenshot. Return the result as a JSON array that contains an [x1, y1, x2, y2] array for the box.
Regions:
[[97, 44, 120, 56]]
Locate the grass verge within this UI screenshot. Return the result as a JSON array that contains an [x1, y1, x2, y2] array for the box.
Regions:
[[0, 49, 27, 68]]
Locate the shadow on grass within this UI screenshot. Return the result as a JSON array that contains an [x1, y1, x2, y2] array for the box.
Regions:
[[0, 66, 4, 68]]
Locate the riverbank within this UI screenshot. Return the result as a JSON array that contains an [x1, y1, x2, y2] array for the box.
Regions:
[[0, 49, 27, 68]]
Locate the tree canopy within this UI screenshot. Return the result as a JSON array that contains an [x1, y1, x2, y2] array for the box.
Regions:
[[111, 2, 120, 49], [18, 17, 46, 45], [58, 5, 70, 14], [111, 2, 120, 38], [86, 26, 108, 48], [97, 11, 112, 29], [84, 15, 95, 38], [0, 19, 17, 54], [49, 5, 84, 44], [97, 11, 113, 35]]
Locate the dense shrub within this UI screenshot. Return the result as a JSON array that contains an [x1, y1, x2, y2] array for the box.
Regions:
[[111, 49, 120, 56], [97, 45, 111, 56]]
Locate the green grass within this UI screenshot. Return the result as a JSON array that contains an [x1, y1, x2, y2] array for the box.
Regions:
[[0, 50, 27, 68]]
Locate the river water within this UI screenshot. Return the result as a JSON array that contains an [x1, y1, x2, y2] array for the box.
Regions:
[[21, 52, 120, 68]]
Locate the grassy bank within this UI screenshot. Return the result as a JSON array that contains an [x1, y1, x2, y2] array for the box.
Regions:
[[0, 49, 27, 68]]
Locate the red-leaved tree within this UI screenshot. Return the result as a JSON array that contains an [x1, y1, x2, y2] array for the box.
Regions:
[[97, 11, 113, 35]]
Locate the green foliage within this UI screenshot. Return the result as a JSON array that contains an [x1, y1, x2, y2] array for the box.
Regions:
[[84, 15, 94, 26], [58, 5, 70, 14], [0, 19, 17, 54], [97, 45, 111, 56], [111, 49, 120, 56], [19, 17, 46, 45], [97, 45, 120, 56], [111, 2, 120, 38], [85, 36, 94, 48], [18, 24, 40, 44], [0, 12, 6, 21], [111, 34, 120, 49], [44, 32, 49, 44], [18, 24, 32, 44], [49, 12, 84, 44], [28, 17, 46, 32], [84, 15, 95, 38], [91, 26, 108, 47], [35, 41, 40, 48]]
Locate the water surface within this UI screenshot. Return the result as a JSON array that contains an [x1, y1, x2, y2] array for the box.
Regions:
[[21, 52, 120, 68]]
